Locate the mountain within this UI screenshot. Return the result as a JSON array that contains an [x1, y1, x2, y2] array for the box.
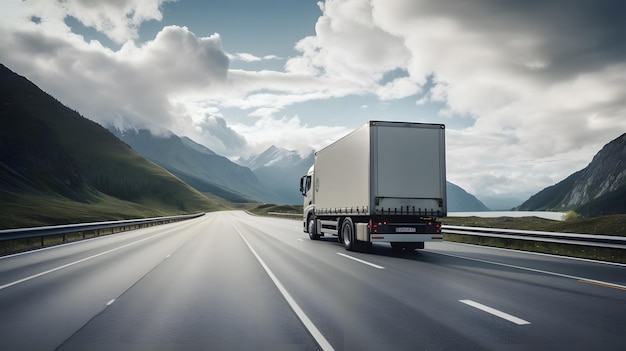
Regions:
[[517, 133, 626, 216], [477, 195, 526, 211], [109, 128, 279, 203], [446, 182, 491, 212], [0, 63, 219, 228], [239, 145, 304, 170], [238, 146, 314, 204], [181, 136, 216, 156]]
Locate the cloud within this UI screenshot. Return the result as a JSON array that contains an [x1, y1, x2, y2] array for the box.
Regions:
[[61, 0, 176, 44], [195, 115, 247, 154], [230, 53, 282, 62], [286, 0, 626, 198], [230, 115, 350, 158], [0, 10, 229, 132]]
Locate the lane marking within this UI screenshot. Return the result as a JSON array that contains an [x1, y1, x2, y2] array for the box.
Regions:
[[460, 299, 530, 325], [426, 250, 626, 291], [297, 238, 304, 242], [441, 242, 626, 267], [106, 299, 116, 306], [166, 254, 171, 258], [579, 279, 626, 291], [234, 226, 334, 351], [0, 229, 176, 291], [337, 253, 385, 270]]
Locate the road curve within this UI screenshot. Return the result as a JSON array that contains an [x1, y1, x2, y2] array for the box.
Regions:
[[0, 211, 623, 350]]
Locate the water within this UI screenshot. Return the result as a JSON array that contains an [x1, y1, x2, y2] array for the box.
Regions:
[[448, 211, 565, 221]]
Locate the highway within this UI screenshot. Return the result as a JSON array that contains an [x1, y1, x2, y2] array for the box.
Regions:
[[0, 211, 624, 350]]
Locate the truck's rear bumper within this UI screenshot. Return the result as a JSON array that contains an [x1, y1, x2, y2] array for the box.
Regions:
[[369, 234, 443, 243]]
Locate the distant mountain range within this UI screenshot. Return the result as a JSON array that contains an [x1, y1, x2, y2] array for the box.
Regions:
[[237, 146, 315, 204], [108, 128, 281, 203], [446, 182, 490, 212], [517, 133, 626, 216], [0, 63, 219, 228]]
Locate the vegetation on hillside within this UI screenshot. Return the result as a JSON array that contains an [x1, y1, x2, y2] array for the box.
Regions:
[[247, 204, 303, 217], [0, 64, 222, 228]]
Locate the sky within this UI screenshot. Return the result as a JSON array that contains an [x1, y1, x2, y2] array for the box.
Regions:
[[1, 0, 626, 208]]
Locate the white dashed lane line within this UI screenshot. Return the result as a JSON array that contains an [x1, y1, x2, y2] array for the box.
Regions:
[[336, 253, 385, 270], [460, 299, 530, 325]]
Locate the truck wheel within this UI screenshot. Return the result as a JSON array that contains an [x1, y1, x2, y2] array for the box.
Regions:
[[341, 217, 355, 251], [308, 217, 320, 240]]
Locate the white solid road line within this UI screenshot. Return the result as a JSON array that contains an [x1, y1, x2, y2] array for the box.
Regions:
[[337, 253, 385, 269], [234, 225, 335, 351], [427, 250, 626, 290], [106, 299, 116, 306], [446, 242, 626, 267], [0, 229, 175, 291], [460, 299, 531, 325]]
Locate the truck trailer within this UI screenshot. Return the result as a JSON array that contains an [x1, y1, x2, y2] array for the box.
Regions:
[[299, 121, 447, 251]]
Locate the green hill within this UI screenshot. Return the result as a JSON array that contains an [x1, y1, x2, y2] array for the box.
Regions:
[[0, 63, 222, 228]]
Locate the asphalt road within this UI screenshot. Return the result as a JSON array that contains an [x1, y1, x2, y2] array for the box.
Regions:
[[0, 211, 624, 350]]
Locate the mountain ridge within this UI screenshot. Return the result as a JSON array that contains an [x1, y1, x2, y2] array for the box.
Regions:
[[517, 133, 626, 216], [0, 63, 219, 228], [108, 127, 281, 203]]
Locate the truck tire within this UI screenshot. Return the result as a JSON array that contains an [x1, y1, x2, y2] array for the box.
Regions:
[[341, 217, 355, 251], [308, 217, 320, 240]]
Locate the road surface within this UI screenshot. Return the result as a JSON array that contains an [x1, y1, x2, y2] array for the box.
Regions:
[[0, 211, 624, 350]]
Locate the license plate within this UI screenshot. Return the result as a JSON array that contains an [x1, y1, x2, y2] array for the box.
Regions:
[[395, 227, 416, 233]]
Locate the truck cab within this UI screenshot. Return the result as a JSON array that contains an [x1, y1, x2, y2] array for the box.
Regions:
[[299, 165, 316, 237]]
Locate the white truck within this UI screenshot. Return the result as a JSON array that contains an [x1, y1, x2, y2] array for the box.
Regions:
[[299, 121, 446, 251]]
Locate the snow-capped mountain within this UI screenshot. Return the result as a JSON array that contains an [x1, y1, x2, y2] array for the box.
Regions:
[[238, 146, 314, 204], [238, 145, 304, 170]]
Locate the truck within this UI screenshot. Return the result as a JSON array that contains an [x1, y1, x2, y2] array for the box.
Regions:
[[299, 121, 446, 251]]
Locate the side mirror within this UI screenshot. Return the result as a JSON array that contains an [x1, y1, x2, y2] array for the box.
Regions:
[[299, 177, 305, 195]]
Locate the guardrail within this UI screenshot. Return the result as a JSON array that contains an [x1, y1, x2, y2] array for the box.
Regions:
[[267, 212, 301, 217], [442, 225, 626, 250], [0, 213, 205, 249]]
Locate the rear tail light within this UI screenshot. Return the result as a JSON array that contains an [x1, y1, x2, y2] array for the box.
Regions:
[[370, 219, 379, 233]]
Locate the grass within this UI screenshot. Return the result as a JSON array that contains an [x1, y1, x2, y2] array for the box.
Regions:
[[444, 233, 626, 264], [247, 204, 303, 217]]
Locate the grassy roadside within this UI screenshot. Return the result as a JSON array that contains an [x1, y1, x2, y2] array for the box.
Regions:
[[0, 191, 223, 229], [441, 214, 626, 263]]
